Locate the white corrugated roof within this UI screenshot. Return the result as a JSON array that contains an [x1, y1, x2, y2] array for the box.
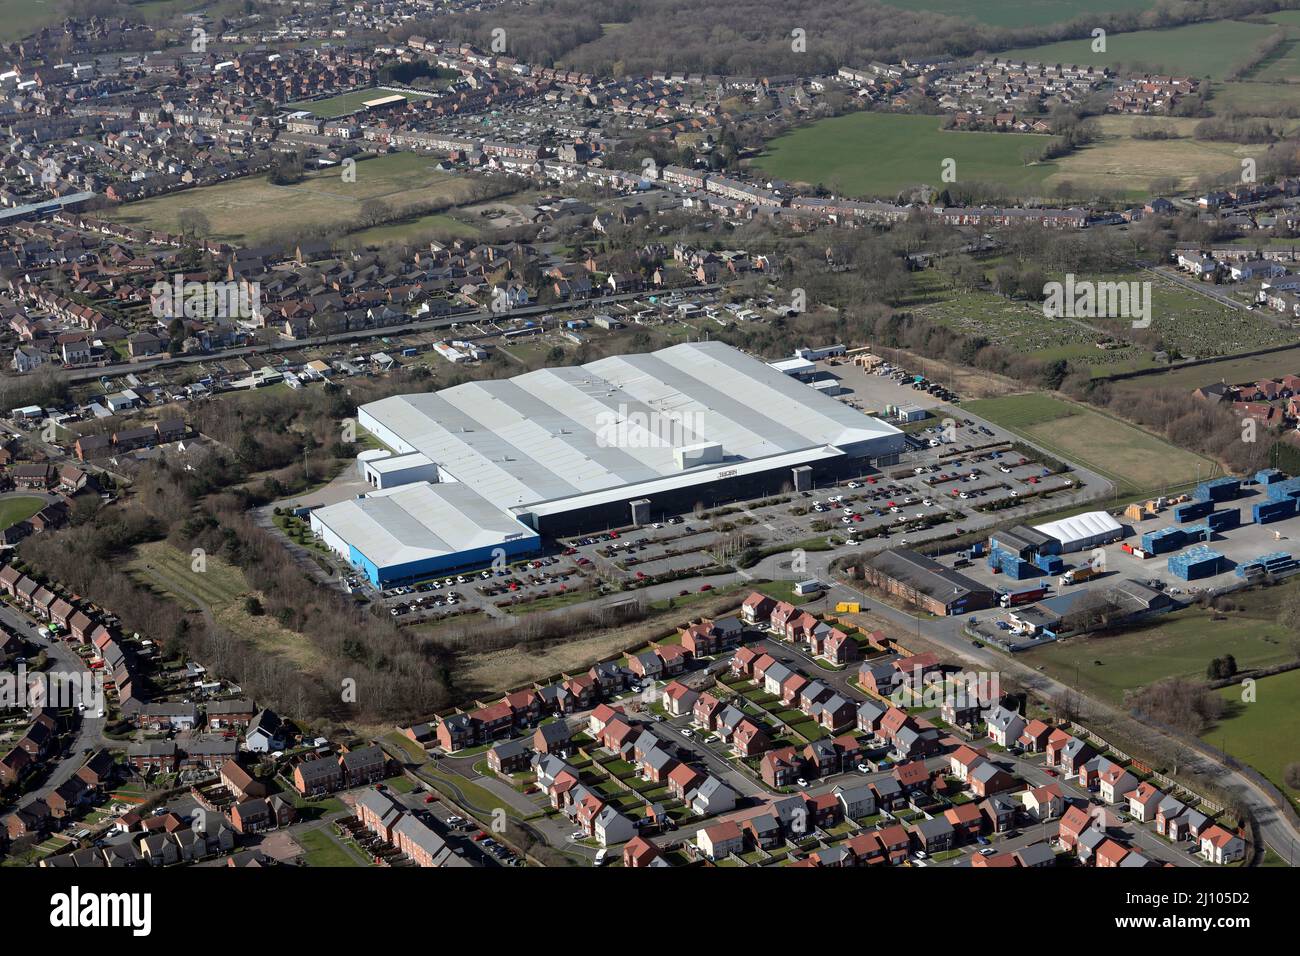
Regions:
[[312, 482, 537, 567], [1034, 510, 1123, 547], [357, 341, 903, 514]]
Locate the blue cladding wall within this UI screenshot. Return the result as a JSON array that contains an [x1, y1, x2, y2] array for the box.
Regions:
[[350, 536, 540, 586]]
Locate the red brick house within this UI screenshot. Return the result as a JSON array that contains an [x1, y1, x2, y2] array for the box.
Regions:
[[741, 592, 775, 625], [761, 746, 802, 789], [732, 718, 770, 757], [623, 835, 663, 867]]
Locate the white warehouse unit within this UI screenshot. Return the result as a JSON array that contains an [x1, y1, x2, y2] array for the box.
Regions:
[[310, 482, 540, 586], [354, 340, 906, 535], [313, 341, 907, 584], [360, 451, 441, 489], [1033, 510, 1126, 553]]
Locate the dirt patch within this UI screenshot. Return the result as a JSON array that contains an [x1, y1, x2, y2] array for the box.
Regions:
[[444, 592, 752, 699], [875, 346, 1022, 399], [259, 830, 304, 862]]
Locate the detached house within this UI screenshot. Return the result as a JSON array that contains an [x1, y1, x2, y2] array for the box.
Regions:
[[1125, 781, 1163, 823], [1200, 824, 1246, 864], [662, 681, 699, 717], [985, 704, 1026, 748], [696, 819, 744, 860], [1023, 782, 1065, 821]]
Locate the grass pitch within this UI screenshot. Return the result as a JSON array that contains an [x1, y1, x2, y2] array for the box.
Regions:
[[105, 153, 481, 245], [752, 113, 1060, 199]]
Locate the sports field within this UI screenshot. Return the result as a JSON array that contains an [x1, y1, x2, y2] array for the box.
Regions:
[[1002, 20, 1277, 81], [752, 113, 1059, 199], [1204, 668, 1300, 804], [882, 0, 1151, 28], [286, 87, 426, 118], [105, 153, 481, 245], [1023, 593, 1298, 706], [964, 393, 1215, 494]]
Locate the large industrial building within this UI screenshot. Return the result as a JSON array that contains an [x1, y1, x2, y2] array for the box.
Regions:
[[309, 482, 541, 586], [861, 549, 997, 616], [310, 341, 906, 585]]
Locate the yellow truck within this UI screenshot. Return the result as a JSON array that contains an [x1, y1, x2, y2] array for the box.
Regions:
[[835, 601, 861, 614], [1058, 566, 1099, 586]]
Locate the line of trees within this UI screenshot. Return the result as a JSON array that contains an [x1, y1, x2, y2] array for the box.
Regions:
[[389, 0, 1300, 79]]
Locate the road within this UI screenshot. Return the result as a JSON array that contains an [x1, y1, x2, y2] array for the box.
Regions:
[[55, 284, 722, 385], [0, 600, 107, 806], [792, 569, 1300, 864]]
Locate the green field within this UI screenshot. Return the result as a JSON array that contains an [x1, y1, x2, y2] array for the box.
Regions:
[[1002, 20, 1278, 81], [348, 211, 483, 246], [1211, 81, 1300, 117], [906, 272, 1145, 372], [106, 153, 481, 245], [1243, 10, 1300, 84], [286, 88, 427, 119], [0, 0, 235, 42], [964, 393, 1215, 494], [0, 495, 44, 529], [1204, 668, 1300, 804], [751, 109, 1251, 200], [0, 0, 65, 41], [1122, 269, 1282, 359], [1052, 115, 1269, 197], [909, 264, 1273, 375], [128, 540, 325, 679], [1024, 593, 1299, 706], [752, 113, 1060, 199], [883, 0, 1151, 28], [1108, 344, 1300, 398]]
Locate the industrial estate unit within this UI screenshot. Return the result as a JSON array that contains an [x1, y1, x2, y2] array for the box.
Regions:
[[310, 341, 907, 585]]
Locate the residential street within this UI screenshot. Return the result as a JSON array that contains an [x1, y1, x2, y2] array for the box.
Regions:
[[0, 600, 107, 805]]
